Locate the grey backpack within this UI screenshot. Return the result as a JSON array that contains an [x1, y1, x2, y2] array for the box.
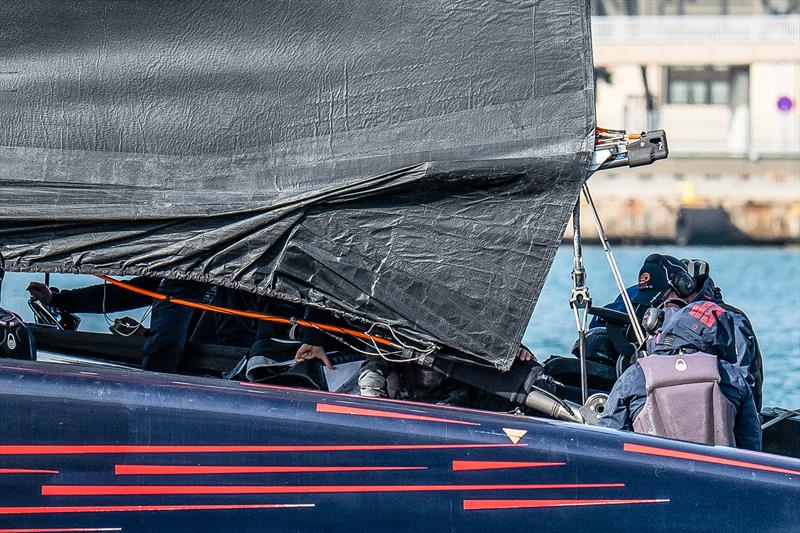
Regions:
[[633, 353, 736, 447]]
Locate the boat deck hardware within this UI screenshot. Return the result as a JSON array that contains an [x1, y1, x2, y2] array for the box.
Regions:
[[591, 129, 669, 172], [570, 201, 592, 404]]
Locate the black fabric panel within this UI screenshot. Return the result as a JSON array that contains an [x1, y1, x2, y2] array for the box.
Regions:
[[1, 0, 595, 370]]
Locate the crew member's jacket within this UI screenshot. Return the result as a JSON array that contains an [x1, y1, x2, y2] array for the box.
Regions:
[[691, 278, 763, 411], [591, 279, 763, 410], [597, 302, 762, 451]]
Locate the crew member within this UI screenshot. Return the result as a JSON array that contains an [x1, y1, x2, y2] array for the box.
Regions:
[[597, 301, 761, 450], [585, 254, 762, 410], [238, 298, 334, 390], [632, 254, 763, 409], [27, 277, 216, 372]]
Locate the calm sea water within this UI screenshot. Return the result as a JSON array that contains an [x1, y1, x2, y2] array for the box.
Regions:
[[523, 245, 800, 409], [2, 246, 798, 407]]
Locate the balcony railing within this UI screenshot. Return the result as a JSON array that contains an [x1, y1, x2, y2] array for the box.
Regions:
[[592, 15, 800, 45]]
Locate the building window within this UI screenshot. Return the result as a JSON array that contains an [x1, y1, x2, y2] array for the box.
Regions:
[[666, 66, 740, 105]]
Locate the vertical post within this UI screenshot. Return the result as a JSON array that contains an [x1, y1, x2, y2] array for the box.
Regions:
[[570, 201, 591, 404]]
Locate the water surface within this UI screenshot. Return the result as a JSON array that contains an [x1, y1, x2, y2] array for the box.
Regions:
[[524, 245, 800, 409]]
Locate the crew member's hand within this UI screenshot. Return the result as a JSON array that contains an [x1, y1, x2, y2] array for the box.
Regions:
[[517, 345, 537, 363], [295, 343, 334, 370], [27, 282, 53, 305]]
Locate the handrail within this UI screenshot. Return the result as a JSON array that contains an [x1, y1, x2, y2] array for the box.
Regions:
[[593, 15, 800, 45]]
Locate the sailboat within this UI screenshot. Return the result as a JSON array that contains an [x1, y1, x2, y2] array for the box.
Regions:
[[0, 1, 797, 531]]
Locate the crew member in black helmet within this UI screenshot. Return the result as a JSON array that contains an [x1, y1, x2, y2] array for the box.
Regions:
[[598, 300, 761, 450], [581, 254, 762, 410], [632, 254, 763, 410]]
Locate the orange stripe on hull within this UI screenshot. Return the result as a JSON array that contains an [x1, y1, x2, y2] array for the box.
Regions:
[[115, 464, 426, 475], [0, 504, 313, 515], [42, 483, 624, 496], [624, 443, 800, 476], [0, 469, 58, 474], [315, 403, 480, 426], [452, 460, 564, 471], [463, 499, 670, 510], [0, 529, 122, 532]]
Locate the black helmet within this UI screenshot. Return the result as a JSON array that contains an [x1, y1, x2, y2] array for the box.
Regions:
[[632, 254, 695, 306]]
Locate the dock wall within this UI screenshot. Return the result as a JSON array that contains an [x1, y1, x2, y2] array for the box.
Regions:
[[566, 157, 800, 244]]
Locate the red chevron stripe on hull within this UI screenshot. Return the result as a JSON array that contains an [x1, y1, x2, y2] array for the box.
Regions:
[[115, 464, 427, 475], [452, 461, 564, 471], [463, 499, 670, 510], [624, 443, 800, 476], [41, 483, 624, 496]]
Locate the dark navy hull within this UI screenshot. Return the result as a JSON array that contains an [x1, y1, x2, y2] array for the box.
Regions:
[[0, 359, 797, 532]]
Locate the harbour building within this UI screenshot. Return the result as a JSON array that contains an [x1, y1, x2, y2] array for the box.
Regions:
[[581, 0, 800, 243]]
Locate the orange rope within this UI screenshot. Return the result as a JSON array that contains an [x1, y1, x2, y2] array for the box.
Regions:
[[596, 127, 640, 142], [95, 275, 398, 348]]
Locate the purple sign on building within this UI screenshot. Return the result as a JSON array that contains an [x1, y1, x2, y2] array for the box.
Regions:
[[777, 96, 794, 113]]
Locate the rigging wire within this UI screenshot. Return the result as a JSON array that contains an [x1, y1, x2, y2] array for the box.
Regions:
[[595, 127, 641, 146], [569, 200, 591, 404], [300, 319, 437, 364], [308, 321, 404, 359], [581, 185, 646, 347]]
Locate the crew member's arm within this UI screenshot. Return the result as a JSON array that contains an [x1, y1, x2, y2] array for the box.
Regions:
[[730, 314, 763, 410], [28, 276, 160, 314], [731, 378, 762, 451], [718, 363, 762, 451], [295, 307, 335, 369], [596, 364, 645, 431]]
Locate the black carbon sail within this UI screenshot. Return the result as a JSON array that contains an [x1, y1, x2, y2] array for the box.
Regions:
[[1, 0, 595, 370]]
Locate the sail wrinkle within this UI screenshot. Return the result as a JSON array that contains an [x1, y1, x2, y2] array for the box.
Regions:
[[2, 0, 594, 370]]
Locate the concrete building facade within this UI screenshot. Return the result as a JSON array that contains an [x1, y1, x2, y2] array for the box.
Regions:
[[581, 0, 800, 242]]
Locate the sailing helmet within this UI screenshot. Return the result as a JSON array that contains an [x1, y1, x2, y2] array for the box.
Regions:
[[632, 254, 696, 306]]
